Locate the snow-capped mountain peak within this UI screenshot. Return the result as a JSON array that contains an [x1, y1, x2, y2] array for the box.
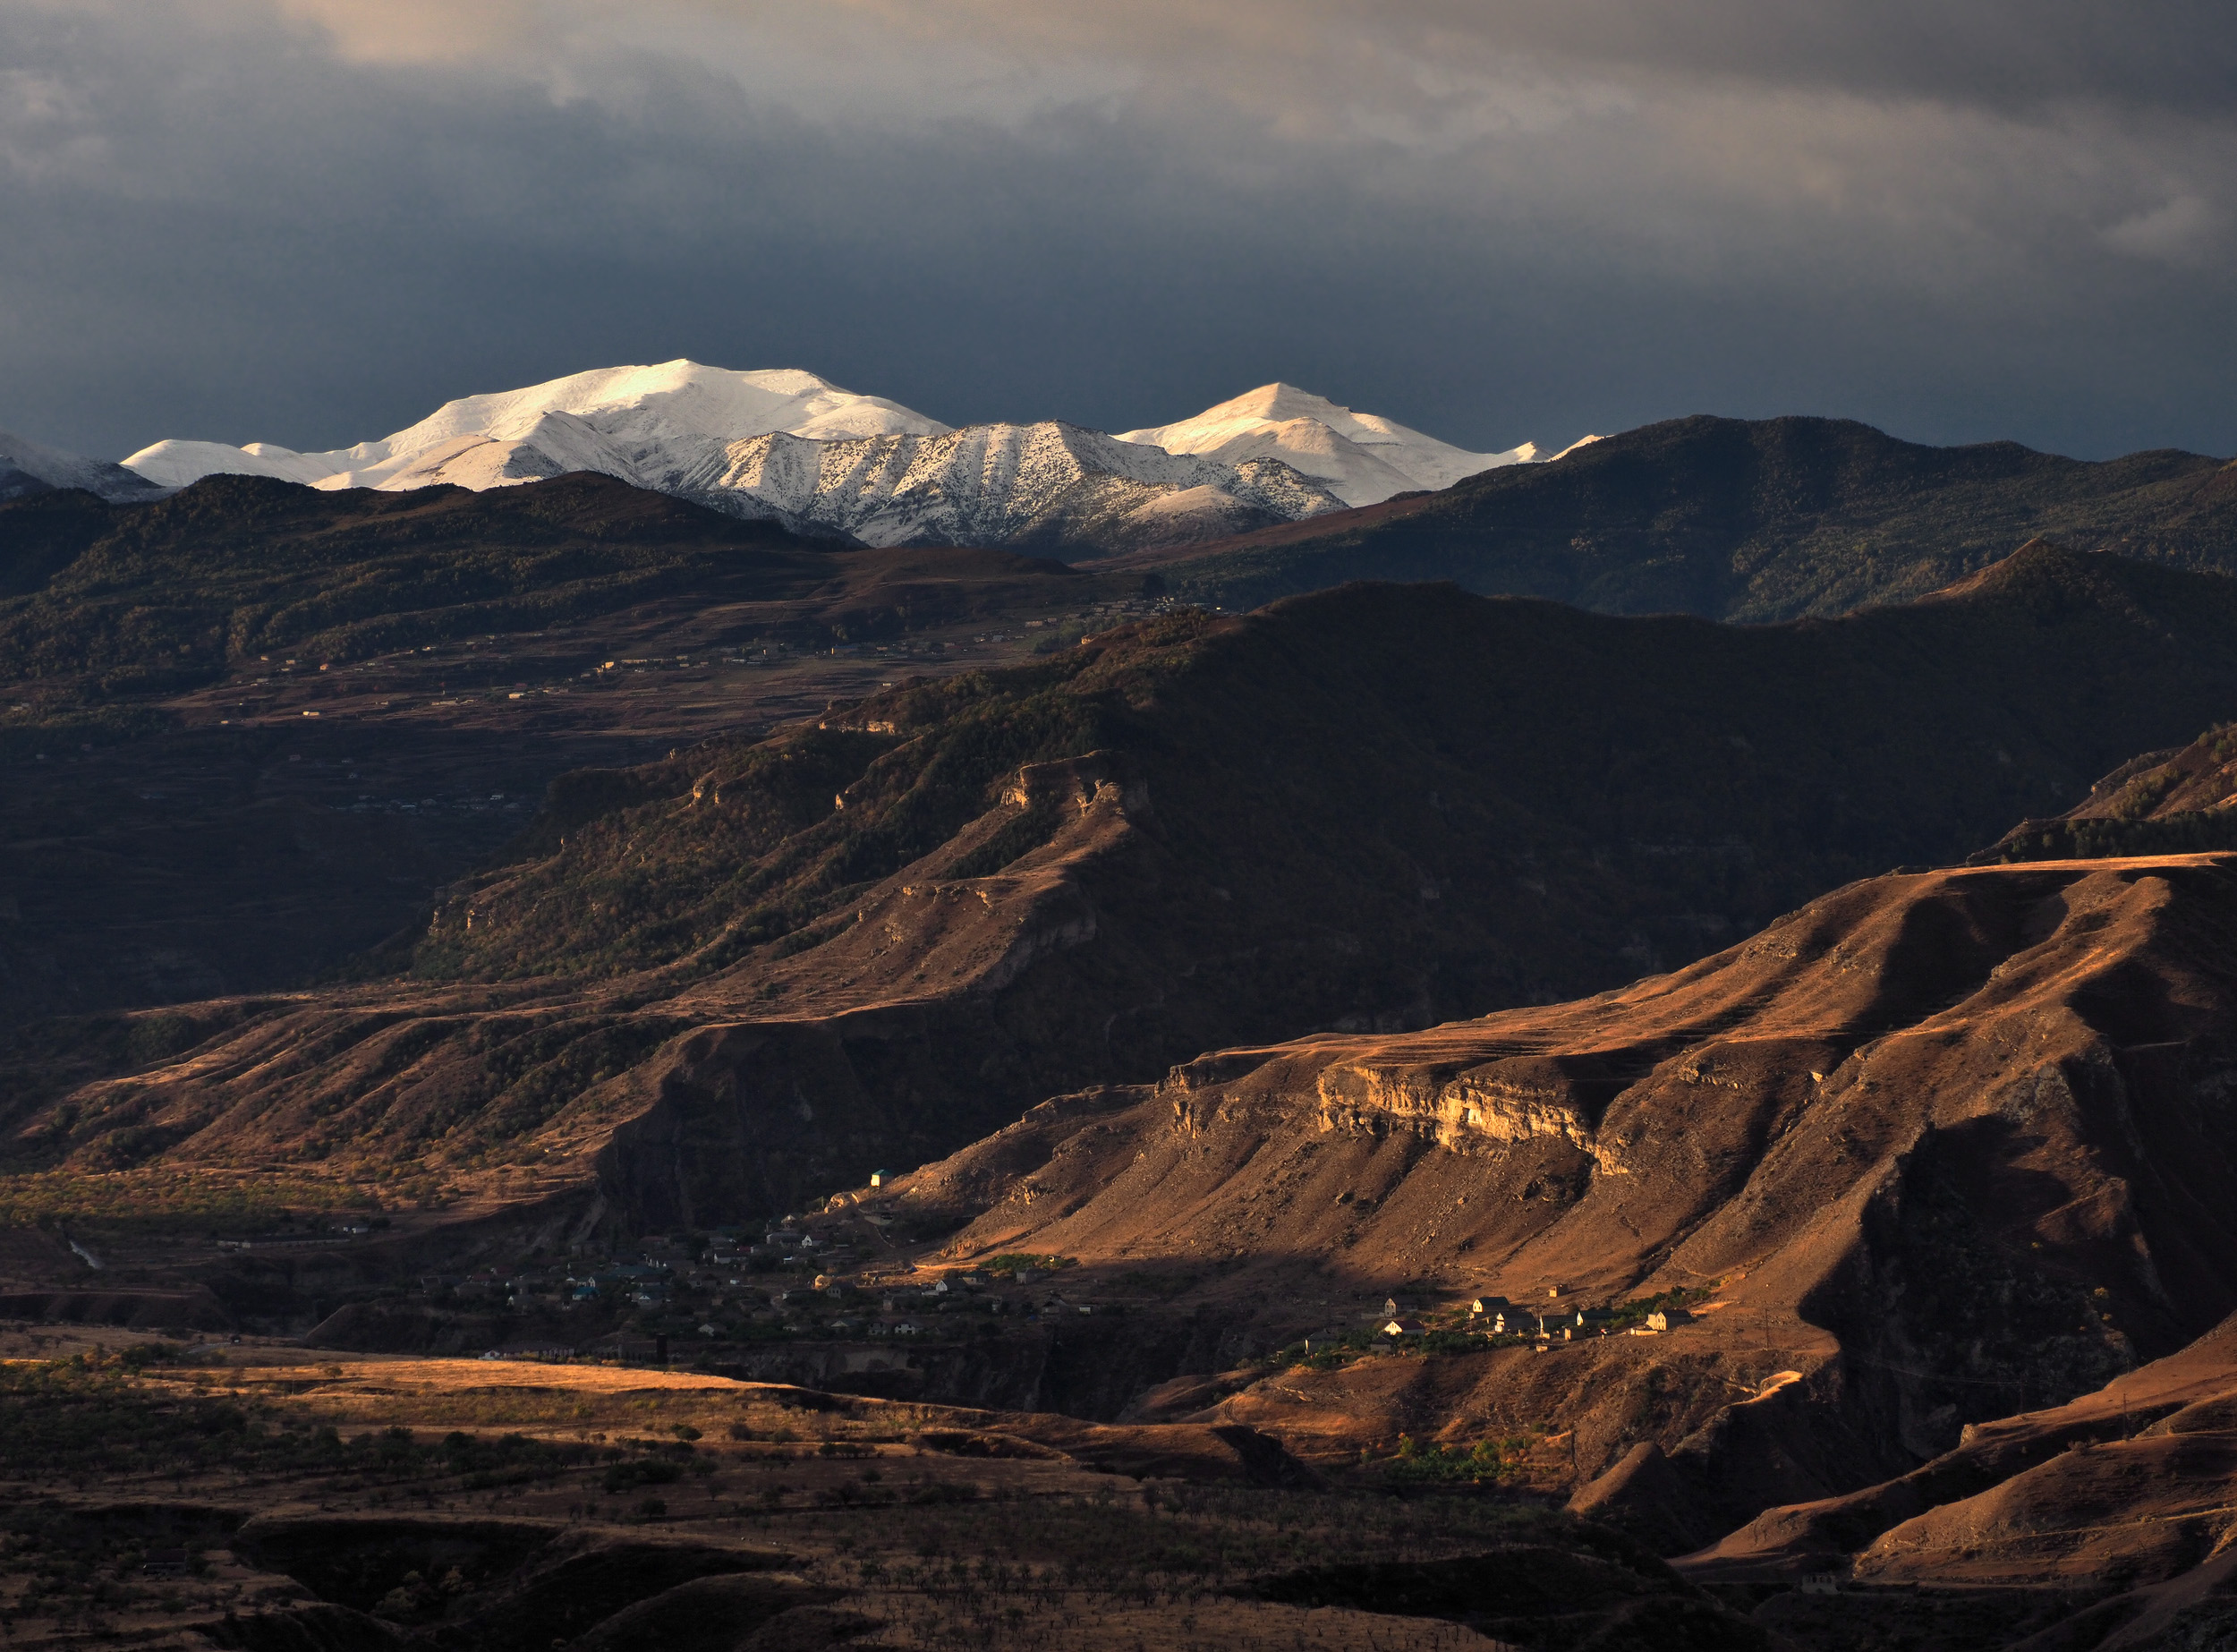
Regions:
[[98, 363, 1541, 558], [372, 361, 946, 456], [121, 361, 948, 493], [1117, 383, 1534, 506]]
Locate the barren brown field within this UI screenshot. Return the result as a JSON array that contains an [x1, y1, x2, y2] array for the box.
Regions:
[[0, 1347, 1644, 1650]]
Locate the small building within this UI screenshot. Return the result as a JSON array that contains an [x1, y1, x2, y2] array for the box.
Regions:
[[1382, 1296, 1417, 1318], [1382, 1318, 1427, 1338], [1646, 1307, 1694, 1332], [1468, 1296, 1511, 1317], [869, 1169, 893, 1188]]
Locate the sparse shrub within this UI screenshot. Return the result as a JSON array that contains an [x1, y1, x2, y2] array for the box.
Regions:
[[601, 1458, 682, 1494], [1380, 1433, 1526, 1486]]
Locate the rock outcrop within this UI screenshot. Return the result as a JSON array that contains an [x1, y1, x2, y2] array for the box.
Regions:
[[889, 853, 2237, 1532]]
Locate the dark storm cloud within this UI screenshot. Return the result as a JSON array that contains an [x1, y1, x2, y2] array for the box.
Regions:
[[1417, 0, 2237, 113], [2, 0, 2233, 463]]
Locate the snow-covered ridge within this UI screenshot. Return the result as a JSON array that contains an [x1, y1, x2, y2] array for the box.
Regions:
[[123, 362, 946, 494], [0, 428, 167, 504], [111, 362, 1542, 555], [714, 422, 1347, 551], [1118, 383, 1535, 507]]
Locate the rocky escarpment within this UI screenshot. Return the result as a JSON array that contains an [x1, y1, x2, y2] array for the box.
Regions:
[[21, 551, 2237, 1243], [887, 854, 2237, 1535]]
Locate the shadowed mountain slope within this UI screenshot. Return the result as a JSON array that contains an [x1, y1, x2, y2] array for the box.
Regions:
[[1978, 717, 2237, 866], [1683, 1312, 2237, 1647], [882, 852, 2237, 1544], [1142, 415, 2237, 621], [0, 472, 1092, 1030], [12, 546, 2237, 1236], [407, 543, 2237, 999], [0, 470, 1035, 704]]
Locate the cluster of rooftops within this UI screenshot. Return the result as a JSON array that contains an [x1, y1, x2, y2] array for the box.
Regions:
[[1374, 1291, 1694, 1342]]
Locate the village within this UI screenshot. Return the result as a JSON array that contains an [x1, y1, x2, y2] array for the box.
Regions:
[[20, 1182, 1720, 1382], [398, 1192, 1714, 1371]]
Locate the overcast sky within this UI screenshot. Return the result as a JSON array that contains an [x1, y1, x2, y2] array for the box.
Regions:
[[4, 0, 2233, 461]]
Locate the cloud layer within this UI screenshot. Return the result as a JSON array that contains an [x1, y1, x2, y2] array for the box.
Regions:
[[4, 0, 2233, 461]]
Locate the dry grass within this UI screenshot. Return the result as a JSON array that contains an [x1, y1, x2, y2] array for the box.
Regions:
[[0, 1348, 1567, 1648]]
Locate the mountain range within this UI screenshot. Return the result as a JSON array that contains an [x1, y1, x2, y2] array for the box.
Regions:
[[23, 361, 2237, 629], [18, 541, 2237, 1228], [105, 362, 1531, 556], [1144, 412, 2237, 620], [13, 398, 2237, 1643]]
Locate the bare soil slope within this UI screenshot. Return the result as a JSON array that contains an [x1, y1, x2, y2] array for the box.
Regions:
[[883, 854, 2237, 1540], [1685, 1315, 2237, 1648], [16, 548, 2237, 1239]]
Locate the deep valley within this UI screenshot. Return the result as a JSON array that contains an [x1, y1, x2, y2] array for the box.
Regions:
[[9, 445, 2237, 1649]]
